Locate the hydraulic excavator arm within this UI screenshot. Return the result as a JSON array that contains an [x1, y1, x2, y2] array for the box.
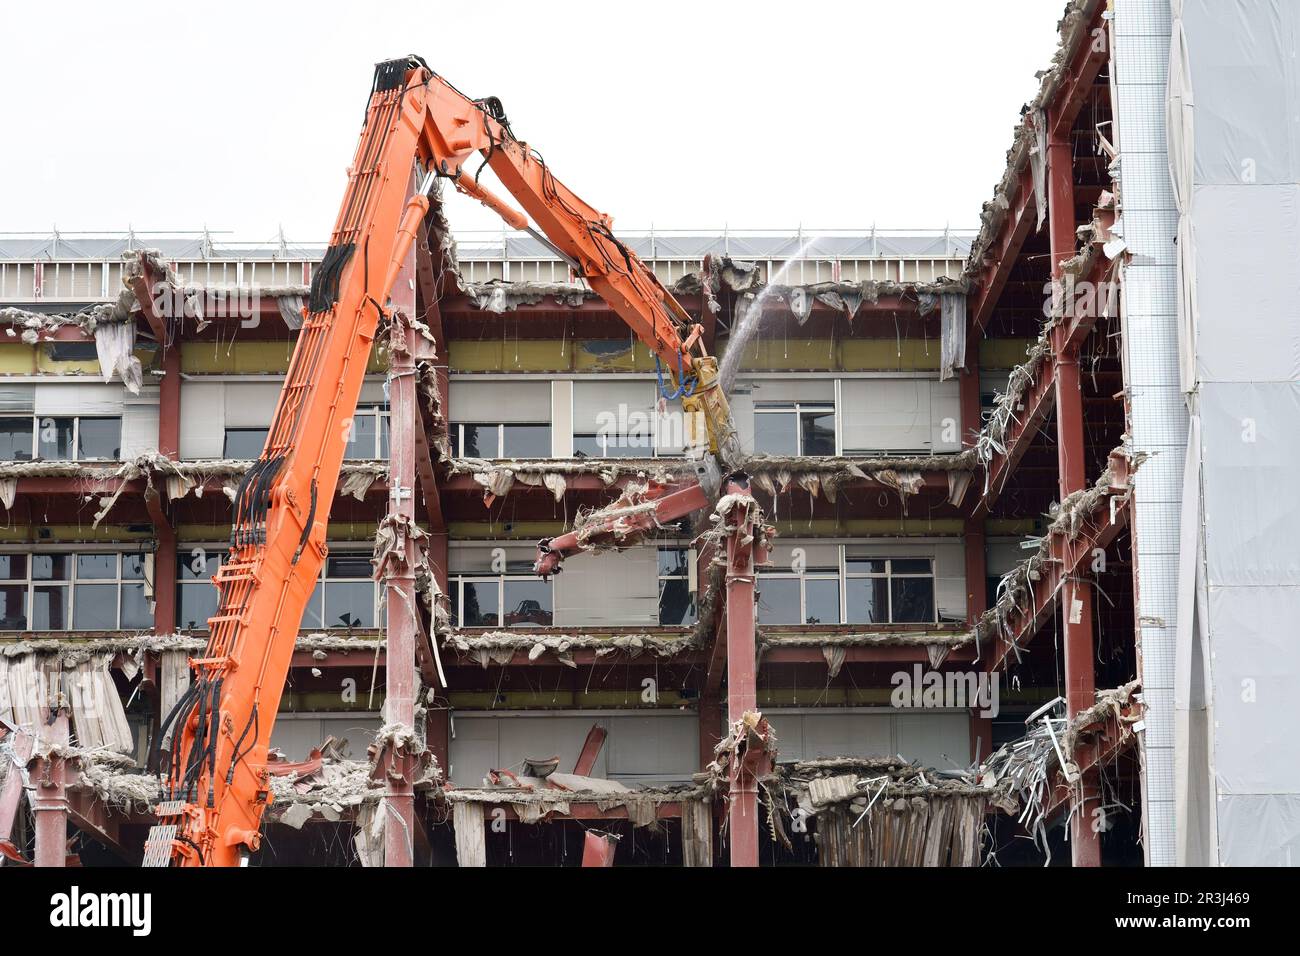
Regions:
[[148, 56, 735, 866]]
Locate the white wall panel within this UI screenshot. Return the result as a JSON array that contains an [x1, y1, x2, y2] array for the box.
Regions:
[[179, 382, 224, 458]]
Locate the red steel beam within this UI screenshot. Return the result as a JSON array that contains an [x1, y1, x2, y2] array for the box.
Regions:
[[969, 357, 1057, 517], [571, 724, 608, 776], [968, 157, 1036, 335], [1042, 697, 1141, 822], [1047, 0, 1109, 144], [984, 449, 1131, 674], [0, 729, 36, 863]]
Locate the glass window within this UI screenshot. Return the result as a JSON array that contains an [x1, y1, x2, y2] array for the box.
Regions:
[[32, 585, 69, 629], [77, 418, 121, 460], [120, 583, 152, 629], [460, 424, 493, 458], [0, 418, 33, 460], [37, 417, 74, 460], [73, 584, 117, 629], [754, 404, 836, 456], [758, 577, 801, 625], [33, 554, 69, 580], [502, 424, 550, 459], [346, 411, 378, 459], [800, 410, 836, 456], [178, 584, 218, 631], [327, 555, 372, 579], [503, 579, 553, 626], [845, 555, 935, 625], [0, 555, 28, 580], [0, 584, 27, 630], [753, 410, 798, 456], [344, 407, 390, 460], [572, 434, 603, 458], [845, 577, 889, 624], [322, 581, 373, 628], [178, 548, 219, 630], [76, 553, 117, 579], [803, 578, 841, 625], [459, 581, 500, 627], [891, 577, 935, 623], [657, 547, 696, 626], [223, 428, 268, 458]]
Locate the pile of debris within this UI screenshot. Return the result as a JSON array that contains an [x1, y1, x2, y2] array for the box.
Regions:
[[761, 757, 988, 867], [442, 628, 696, 668], [446, 456, 687, 503], [971, 448, 1139, 655], [979, 680, 1143, 860], [743, 453, 976, 510]]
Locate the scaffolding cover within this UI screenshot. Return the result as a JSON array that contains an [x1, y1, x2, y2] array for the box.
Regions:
[[1174, 0, 1300, 866]]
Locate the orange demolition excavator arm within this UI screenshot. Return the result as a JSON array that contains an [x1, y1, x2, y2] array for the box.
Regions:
[[148, 56, 734, 867]]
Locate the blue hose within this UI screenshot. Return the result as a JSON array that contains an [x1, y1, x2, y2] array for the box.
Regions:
[[655, 350, 697, 400]]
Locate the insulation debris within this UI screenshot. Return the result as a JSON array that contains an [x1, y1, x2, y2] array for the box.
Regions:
[[462, 279, 588, 313], [964, 0, 1100, 283], [761, 757, 987, 866], [970, 449, 1141, 653], [971, 333, 1052, 487], [447, 456, 685, 502], [442, 775, 702, 828], [979, 681, 1143, 860], [0, 454, 390, 515], [672, 254, 969, 315], [757, 629, 974, 677], [742, 452, 975, 509], [443, 628, 696, 668]]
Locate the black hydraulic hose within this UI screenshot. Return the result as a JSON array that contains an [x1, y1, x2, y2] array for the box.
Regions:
[[293, 480, 318, 565], [148, 680, 198, 777], [226, 702, 259, 786]]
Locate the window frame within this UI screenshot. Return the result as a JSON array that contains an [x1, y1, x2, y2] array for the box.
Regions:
[[453, 422, 552, 460], [344, 404, 391, 460], [753, 401, 837, 457], [0, 415, 123, 462], [656, 545, 697, 626], [758, 547, 939, 626], [843, 554, 937, 625], [448, 572, 555, 628], [0, 548, 152, 631], [178, 544, 384, 632]]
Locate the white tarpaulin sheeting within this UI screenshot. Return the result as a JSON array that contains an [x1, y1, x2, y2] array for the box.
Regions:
[[1175, 0, 1300, 866]]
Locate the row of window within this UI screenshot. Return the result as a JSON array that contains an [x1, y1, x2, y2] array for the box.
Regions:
[[223, 406, 391, 459], [446, 547, 936, 629], [179, 549, 381, 631], [0, 416, 122, 462], [447, 402, 836, 461], [0, 546, 938, 631]]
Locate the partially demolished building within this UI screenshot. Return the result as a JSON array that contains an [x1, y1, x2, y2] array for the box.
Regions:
[[0, 0, 1288, 868]]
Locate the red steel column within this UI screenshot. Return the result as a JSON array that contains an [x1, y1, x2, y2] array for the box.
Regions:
[[32, 711, 70, 867], [723, 476, 764, 868], [154, 341, 180, 635], [964, 517, 990, 762], [1048, 123, 1101, 867], [381, 178, 420, 868]]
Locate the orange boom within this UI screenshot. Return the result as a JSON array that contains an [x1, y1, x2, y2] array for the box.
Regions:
[[147, 56, 735, 867]]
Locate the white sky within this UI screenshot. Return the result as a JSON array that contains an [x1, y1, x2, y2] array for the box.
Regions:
[[0, 0, 1064, 241]]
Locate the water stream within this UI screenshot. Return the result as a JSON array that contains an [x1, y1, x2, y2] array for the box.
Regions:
[[717, 235, 822, 396]]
